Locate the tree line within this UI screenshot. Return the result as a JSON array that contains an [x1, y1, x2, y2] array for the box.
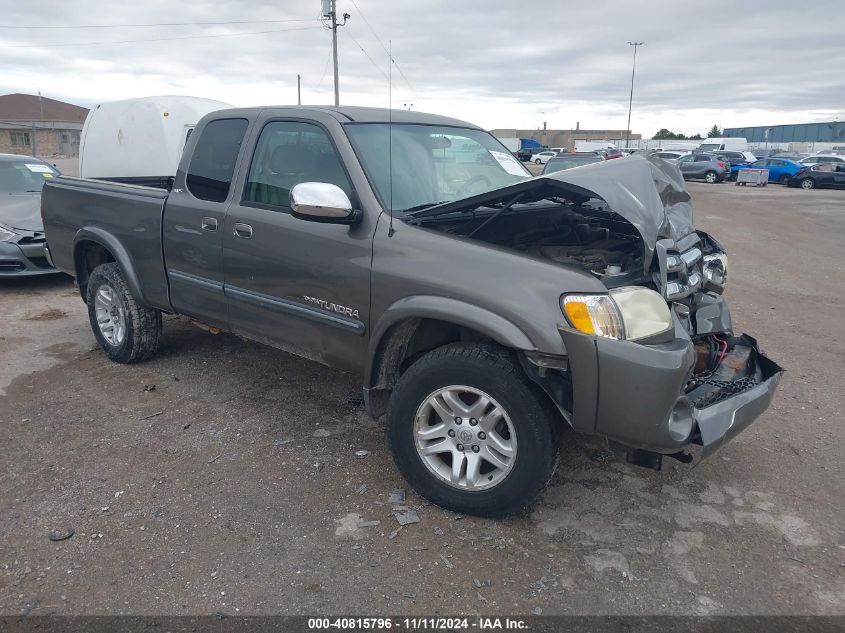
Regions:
[[653, 125, 723, 140]]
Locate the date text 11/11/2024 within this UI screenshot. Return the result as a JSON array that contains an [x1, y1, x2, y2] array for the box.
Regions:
[[307, 617, 529, 630]]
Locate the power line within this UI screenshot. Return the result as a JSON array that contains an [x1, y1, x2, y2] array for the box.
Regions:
[[347, 0, 419, 101], [0, 18, 321, 29], [0, 25, 323, 49], [342, 28, 389, 83]]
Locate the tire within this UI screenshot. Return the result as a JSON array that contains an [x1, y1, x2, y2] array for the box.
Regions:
[[800, 177, 815, 190], [387, 343, 558, 517], [86, 262, 162, 364], [779, 174, 790, 185], [534, 158, 542, 165], [704, 171, 718, 184]]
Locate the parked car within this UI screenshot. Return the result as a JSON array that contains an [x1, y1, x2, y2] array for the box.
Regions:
[[41, 106, 782, 517], [517, 146, 545, 162], [799, 155, 845, 166], [0, 154, 61, 277], [676, 153, 729, 183], [532, 150, 559, 165], [604, 148, 624, 160], [787, 163, 845, 190], [541, 153, 604, 174], [739, 158, 803, 185], [653, 151, 687, 160], [713, 151, 757, 180]]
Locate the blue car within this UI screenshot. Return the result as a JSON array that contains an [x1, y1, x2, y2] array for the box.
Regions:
[[739, 158, 803, 185]]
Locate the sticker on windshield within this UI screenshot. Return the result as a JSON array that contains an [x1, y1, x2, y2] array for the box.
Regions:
[[25, 163, 52, 173], [489, 150, 527, 176], [42, 173, 54, 178]]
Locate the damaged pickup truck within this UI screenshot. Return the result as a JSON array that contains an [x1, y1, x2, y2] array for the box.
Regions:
[[41, 107, 782, 517]]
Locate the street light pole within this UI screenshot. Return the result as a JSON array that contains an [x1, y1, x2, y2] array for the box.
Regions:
[[626, 41, 644, 149]]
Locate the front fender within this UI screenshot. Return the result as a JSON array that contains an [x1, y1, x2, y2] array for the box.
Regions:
[[74, 226, 148, 307], [366, 295, 536, 389]]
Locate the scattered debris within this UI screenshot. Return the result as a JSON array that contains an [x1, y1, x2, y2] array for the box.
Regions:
[[433, 526, 444, 536], [143, 384, 156, 392], [474, 579, 492, 588], [141, 410, 164, 420], [358, 520, 381, 528], [388, 526, 404, 540], [591, 449, 614, 462], [394, 509, 420, 526], [273, 439, 293, 446], [477, 592, 487, 603], [100, 506, 109, 513], [347, 397, 365, 408], [389, 489, 406, 505], [182, 422, 191, 430], [410, 545, 427, 551], [114, 490, 125, 498], [530, 579, 546, 591], [313, 428, 331, 438], [207, 453, 222, 464], [355, 484, 368, 495], [48, 527, 75, 542], [439, 553, 454, 569], [452, 514, 464, 521], [531, 607, 543, 616], [403, 592, 417, 599], [355, 450, 370, 458]]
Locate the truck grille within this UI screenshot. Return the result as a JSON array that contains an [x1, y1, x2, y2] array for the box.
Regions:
[[653, 233, 703, 301]]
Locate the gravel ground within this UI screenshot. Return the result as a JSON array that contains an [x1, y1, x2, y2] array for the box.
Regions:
[[1, 182, 843, 617]]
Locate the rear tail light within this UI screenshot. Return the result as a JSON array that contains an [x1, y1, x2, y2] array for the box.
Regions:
[[717, 161, 726, 168]]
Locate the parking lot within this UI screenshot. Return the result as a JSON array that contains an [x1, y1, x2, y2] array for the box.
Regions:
[[1, 181, 843, 617]]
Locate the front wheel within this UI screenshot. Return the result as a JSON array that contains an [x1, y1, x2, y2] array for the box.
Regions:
[[387, 343, 558, 517], [779, 174, 790, 185], [800, 177, 815, 190], [534, 158, 542, 164], [704, 170, 719, 184], [87, 262, 162, 363]]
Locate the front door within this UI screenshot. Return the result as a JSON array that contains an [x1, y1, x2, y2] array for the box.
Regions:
[[222, 118, 373, 371], [163, 117, 249, 329]]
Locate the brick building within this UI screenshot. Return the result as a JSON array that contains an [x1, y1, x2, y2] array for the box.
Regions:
[[0, 93, 89, 157]]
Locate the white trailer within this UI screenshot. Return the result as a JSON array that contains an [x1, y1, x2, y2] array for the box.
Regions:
[[79, 96, 232, 188], [496, 137, 521, 153], [575, 140, 617, 152]]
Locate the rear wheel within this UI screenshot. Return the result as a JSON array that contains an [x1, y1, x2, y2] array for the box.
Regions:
[[704, 170, 719, 184], [800, 177, 815, 190], [534, 158, 542, 164], [387, 343, 558, 517], [86, 262, 162, 363]]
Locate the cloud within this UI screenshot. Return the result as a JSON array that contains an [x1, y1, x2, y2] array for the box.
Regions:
[[1, 0, 842, 137]]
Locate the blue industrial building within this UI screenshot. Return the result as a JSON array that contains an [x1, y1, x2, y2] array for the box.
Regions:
[[724, 121, 845, 145]]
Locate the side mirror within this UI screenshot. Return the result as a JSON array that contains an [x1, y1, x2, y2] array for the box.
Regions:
[[289, 182, 360, 225]]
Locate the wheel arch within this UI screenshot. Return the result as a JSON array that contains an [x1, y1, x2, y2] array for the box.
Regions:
[[364, 296, 536, 417], [73, 227, 146, 306]]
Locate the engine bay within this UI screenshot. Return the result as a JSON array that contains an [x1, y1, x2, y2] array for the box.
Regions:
[[418, 201, 647, 286]]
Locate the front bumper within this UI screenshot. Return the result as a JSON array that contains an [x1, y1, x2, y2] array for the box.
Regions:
[[0, 238, 59, 277], [556, 306, 783, 459]]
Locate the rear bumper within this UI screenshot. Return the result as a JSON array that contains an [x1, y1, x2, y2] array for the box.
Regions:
[[557, 307, 782, 459], [0, 239, 59, 277]]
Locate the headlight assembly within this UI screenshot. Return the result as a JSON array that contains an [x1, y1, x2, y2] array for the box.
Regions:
[[561, 287, 673, 342], [0, 224, 18, 242]]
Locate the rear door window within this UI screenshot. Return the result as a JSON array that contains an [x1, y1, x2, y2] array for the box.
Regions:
[[186, 118, 249, 202]]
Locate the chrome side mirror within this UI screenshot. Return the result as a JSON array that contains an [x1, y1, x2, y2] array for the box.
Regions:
[[289, 182, 359, 225]]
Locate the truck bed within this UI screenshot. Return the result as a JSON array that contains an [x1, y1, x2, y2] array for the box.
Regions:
[[42, 176, 171, 310]]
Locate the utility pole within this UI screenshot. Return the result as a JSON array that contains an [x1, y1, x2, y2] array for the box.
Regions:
[[323, 0, 349, 106], [626, 41, 644, 148], [31, 122, 37, 157], [297, 74, 302, 105]]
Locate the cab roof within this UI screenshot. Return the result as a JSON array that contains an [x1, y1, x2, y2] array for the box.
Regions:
[[206, 106, 480, 129]]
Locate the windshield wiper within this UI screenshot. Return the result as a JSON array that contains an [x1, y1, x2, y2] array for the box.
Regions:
[[402, 201, 449, 214]]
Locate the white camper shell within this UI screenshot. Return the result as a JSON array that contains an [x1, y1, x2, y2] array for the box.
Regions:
[[79, 96, 231, 188]]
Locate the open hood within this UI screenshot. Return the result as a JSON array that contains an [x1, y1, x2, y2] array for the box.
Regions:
[[408, 155, 695, 263]]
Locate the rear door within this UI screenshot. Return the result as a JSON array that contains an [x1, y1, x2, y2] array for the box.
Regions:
[[163, 117, 250, 328], [221, 115, 373, 371]]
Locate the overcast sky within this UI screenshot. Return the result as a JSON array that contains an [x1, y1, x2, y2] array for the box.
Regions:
[[1, 1, 842, 137]]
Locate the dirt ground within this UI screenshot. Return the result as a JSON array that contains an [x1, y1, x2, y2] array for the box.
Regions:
[[1, 182, 844, 617]]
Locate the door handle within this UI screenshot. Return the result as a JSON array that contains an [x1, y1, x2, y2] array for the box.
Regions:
[[201, 217, 218, 232], [233, 222, 253, 239]]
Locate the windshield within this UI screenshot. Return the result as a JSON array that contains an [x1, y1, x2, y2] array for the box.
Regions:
[[0, 159, 58, 193], [698, 143, 720, 152], [345, 123, 531, 213]]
